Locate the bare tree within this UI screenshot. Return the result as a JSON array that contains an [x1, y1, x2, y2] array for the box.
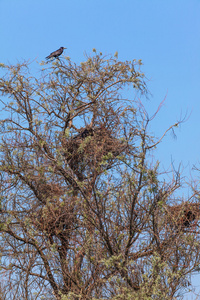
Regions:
[[0, 51, 199, 300]]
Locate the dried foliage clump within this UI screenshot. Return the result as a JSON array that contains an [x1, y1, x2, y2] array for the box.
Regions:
[[0, 52, 200, 300], [32, 200, 75, 239], [165, 202, 200, 230], [63, 124, 128, 180]]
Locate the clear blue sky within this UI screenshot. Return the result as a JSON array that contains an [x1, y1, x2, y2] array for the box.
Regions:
[[1, 0, 200, 298]]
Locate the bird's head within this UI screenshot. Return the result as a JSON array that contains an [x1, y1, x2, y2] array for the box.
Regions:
[[61, 47, 67, 50]]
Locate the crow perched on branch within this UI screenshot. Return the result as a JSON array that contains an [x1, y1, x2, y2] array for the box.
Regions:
[[46, 47, 67, 59]]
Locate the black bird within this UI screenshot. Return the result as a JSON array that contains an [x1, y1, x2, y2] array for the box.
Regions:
[[46, 47, 67, 59], [182, 210, 196, 227], [73, 128, 94, 140]]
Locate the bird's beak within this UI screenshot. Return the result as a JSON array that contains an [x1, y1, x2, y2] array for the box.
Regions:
[[64, 47, 67, 49]]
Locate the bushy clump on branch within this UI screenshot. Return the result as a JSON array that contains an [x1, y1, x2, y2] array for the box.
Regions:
[[0, 51, 200, 300]]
